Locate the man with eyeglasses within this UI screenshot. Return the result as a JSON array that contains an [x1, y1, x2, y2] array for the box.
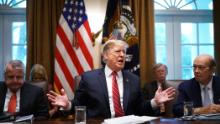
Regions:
[[173, 54, 220, 117], [0, 60, 49, 120]]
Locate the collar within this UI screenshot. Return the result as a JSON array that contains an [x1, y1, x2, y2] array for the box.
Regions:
[[7, 88, 20, 96], [199, 77, 213, 90], [104, 65, 122, 77]]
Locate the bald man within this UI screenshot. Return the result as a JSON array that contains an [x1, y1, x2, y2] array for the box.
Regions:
[[173, 54, 220, 117]]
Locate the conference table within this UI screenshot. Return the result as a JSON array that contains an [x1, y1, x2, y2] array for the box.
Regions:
[[33, 116, 220, 124]]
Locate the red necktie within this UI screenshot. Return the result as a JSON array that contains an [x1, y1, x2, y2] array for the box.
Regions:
[[8, 93, 17, 113], [112, 71, 124, 117]]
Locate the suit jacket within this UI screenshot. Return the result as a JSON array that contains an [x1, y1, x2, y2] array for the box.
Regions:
[[0, 82, 49, 119], [173, 76, 220, 117], [72, 68, 154, 118], [142, 81, 170, 116]]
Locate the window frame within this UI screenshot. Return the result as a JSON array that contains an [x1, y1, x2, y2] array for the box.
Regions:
[[0, 8, 26, 80], [155, 9, 213, 79]]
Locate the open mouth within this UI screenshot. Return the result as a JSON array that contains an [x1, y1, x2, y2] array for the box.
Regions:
[[117, 59, 124, 64]]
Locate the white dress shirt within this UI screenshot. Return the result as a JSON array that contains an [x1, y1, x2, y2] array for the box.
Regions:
[[199, 78, 214, 106], [4, 89, 21, 112], [105, 65, 124, 118]]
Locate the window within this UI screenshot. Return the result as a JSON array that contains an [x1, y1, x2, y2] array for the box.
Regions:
[[0, 0, 26, 80], [154, 0, 213, 80]]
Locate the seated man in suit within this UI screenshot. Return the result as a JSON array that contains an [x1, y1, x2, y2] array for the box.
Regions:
[[173, 54, 220, 117], [0, 60, 49, 119], [47, 39, 175, 118], [142, 63, 172, 116]]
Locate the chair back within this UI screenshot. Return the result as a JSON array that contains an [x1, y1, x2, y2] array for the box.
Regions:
[[30, 81, 48, 94], [165, 80, 184, 117]]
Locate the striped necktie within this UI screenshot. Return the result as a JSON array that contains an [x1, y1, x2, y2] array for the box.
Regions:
[[112, 71, 124, 117]]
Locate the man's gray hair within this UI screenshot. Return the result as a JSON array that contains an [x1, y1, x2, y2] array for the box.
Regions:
[[152, 63, 168, 74], [4, 60, 25, 74]]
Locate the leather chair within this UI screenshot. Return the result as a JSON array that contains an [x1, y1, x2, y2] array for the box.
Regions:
[[74, 76, 81, 93], [29, 81, 48, 94], [165, 80, 184, 117]]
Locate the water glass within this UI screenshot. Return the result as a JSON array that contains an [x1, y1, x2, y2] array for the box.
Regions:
[[183, 101, 193, 116], [75, 106, 86, 124]]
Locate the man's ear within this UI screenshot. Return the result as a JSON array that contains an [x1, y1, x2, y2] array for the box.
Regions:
[[102, 53, 107, 64]]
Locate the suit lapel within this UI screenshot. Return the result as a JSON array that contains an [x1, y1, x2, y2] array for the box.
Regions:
[[192, 80, 203, 106], [0, 84, 7, 113], [19, 83, 27, 114], [212, 76, 220, 104], [122, 71, 130, 113], [98, 69, 110, 106]]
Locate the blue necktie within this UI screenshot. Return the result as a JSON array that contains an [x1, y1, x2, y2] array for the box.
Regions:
[[203, 86, 211, 106]]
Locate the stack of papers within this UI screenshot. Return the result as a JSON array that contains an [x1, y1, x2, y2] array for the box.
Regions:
[[102, 115, 158, 124], [180, 113, 220, 121], [0, 114, 33, 124], [14, 115, 34, 123]]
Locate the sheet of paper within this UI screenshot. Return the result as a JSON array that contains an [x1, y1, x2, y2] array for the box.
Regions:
[[15, 115, 33, 123], [199, 113, 220, 117], [102, 115, 158, 124]]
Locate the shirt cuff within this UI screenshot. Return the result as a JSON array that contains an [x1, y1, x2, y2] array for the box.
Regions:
[[67, 101, 72, 110], [60, 101, 72, 111], [151, 98, 159, 109]]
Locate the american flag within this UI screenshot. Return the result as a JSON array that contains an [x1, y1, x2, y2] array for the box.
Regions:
[[54, 0, 94, 100]]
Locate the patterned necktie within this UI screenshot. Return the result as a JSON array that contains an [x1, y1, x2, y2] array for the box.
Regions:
[[112, 71, 124, 117], [8, 93, 17, 113], [203, 86, 211, 106]]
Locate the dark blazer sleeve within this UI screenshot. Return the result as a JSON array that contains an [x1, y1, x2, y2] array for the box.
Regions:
[[172, 79, 202, 117], [172, 81, 187, 117], [72, 69, 112, 118], [142, 81, 157, 100], [212, 76, 220, 104], [19, 83, 49, 119], [0, 83, 7, 114], [122, 71, 154, 116]]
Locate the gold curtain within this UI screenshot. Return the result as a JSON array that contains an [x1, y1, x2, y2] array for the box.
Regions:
[[26, 0, 65, 83], [129, 0, 155, 86]]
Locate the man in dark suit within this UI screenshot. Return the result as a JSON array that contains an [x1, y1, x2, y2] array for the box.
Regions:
[[47, 40, 175, 118], [142, 63, 173, 116], [0, 60, 49, 119], [173, 54, 220, 117]]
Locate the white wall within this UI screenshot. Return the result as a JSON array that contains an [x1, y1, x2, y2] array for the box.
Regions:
[[85, 0, 108, 68]]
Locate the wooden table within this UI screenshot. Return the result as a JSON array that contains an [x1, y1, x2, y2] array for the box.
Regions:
[[33, 117, 220, 124]]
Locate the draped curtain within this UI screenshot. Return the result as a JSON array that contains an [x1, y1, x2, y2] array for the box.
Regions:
[[26, 0, 155, 85], [26, 0, 65, 83], [129, 0, 155, 85]]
